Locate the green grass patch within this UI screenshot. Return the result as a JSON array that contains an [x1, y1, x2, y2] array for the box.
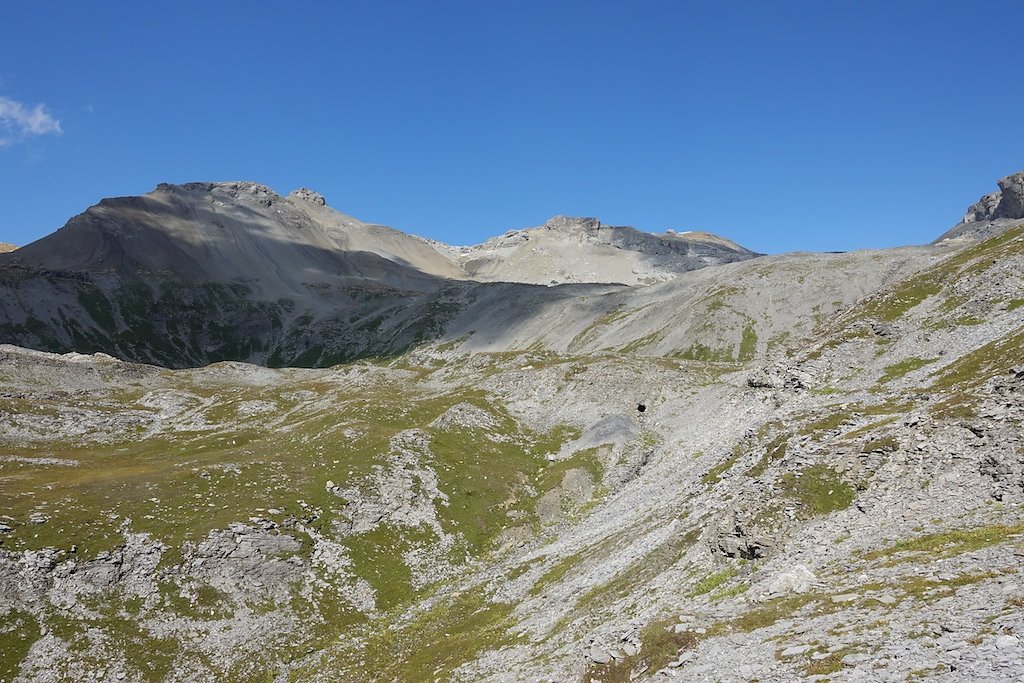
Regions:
[[690, 568, 737, 597], [312, 588, 519, 681], [0, 610, 40, 682], [804, 647, 858, 676], [718, 593, 819, 634], [535, 446, 605, 495], [930, 327, 1024, 391], [674, 342, 735, 363], [859, 525, 1024, 563], [850, 225, 1024, 325], [703, 454, 739, 484], [738, 323, 758, 361], [46, 603, 180, 682], [780, 465, 855, 516], [585, 618, 698, 683], [797, 400, 913, 437], [878, 357, 936, 384], [530, 553, 584, 596], [841, 416, 898, 441], [799, 410, 855, 435], [896, 571, 997, 603], [747, 432, 789, 478], [569, 305, 641, 349], [560, 526, 700, 631], [344, 525, 436, 611], [710, 582, 749, 601], [862, 281, 941, 322]]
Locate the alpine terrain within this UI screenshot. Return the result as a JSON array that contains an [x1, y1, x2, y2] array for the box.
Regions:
[[2, 172, 1024, 683]]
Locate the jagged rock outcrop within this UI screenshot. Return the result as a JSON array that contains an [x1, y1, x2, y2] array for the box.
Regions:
[[965, 172, 1024, 223], [934, 170, 1024, 243], [288, 187, 328, 206], [0, 242, 15, 253]]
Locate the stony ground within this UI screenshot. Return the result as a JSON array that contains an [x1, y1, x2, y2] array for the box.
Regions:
[[2, 223, 1024, 682]]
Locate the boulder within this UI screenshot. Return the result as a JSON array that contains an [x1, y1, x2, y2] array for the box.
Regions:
[[765, 565, 816, 596], [289, 187, 327, 206]]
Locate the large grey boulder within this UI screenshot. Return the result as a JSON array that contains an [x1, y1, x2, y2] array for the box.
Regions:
[[288, 187, 327, 206]]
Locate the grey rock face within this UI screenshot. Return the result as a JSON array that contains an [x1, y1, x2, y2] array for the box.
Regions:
[[964, 191, 1003, 223], [763, 564, 816, 596], [994, 172, 1024, 219], [959, 172, 1024, 225], [544, 215, 602, 233], [935, 170, 1024, 242], [289, 187, 327, 206]]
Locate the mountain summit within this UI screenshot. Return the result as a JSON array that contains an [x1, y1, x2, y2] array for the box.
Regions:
[[2, 181, 464, 293], [446, 215, 757, 286], [934, 170, 1024, 243]]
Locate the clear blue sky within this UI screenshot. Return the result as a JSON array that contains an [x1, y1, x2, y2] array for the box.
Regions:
[[2, 1, 1022, 254]]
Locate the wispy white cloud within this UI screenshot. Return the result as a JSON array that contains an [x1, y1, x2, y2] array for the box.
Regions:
[[0, 96, 63, 147]]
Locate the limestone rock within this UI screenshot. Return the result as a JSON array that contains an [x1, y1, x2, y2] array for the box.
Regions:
[[995, 635, 1020, 650], [765, 564, 816, 596], [289, 187, 327, 206], [841, 653, 871, 666], [935, 170, 1024, 242]]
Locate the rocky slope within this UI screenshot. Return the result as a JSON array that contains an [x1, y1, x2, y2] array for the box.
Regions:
[[444, 215, 757, 286], [0, 243, 16, 253], [2, 177, 1024, 682]]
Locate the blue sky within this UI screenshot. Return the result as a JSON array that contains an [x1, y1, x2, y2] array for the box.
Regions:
[[2, 1, 1022, 254]]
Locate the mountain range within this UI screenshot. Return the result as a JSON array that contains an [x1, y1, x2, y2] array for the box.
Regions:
[[0, 181, 756, 368]]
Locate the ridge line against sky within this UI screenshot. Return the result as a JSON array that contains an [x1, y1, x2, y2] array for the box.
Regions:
[[1, 0, 1023, 255]]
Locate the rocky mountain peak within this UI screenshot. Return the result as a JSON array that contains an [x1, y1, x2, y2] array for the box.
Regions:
[[288, 187, 327, 207], [543, 215, 602, 233], [933, 170, 1024, 243], [153, 181, 282, 208], [962, 171, 1024, 223], [0, 242, 16, 253]]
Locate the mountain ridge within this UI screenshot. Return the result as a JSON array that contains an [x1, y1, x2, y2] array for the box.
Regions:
[[0, 181, 762, 368]]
